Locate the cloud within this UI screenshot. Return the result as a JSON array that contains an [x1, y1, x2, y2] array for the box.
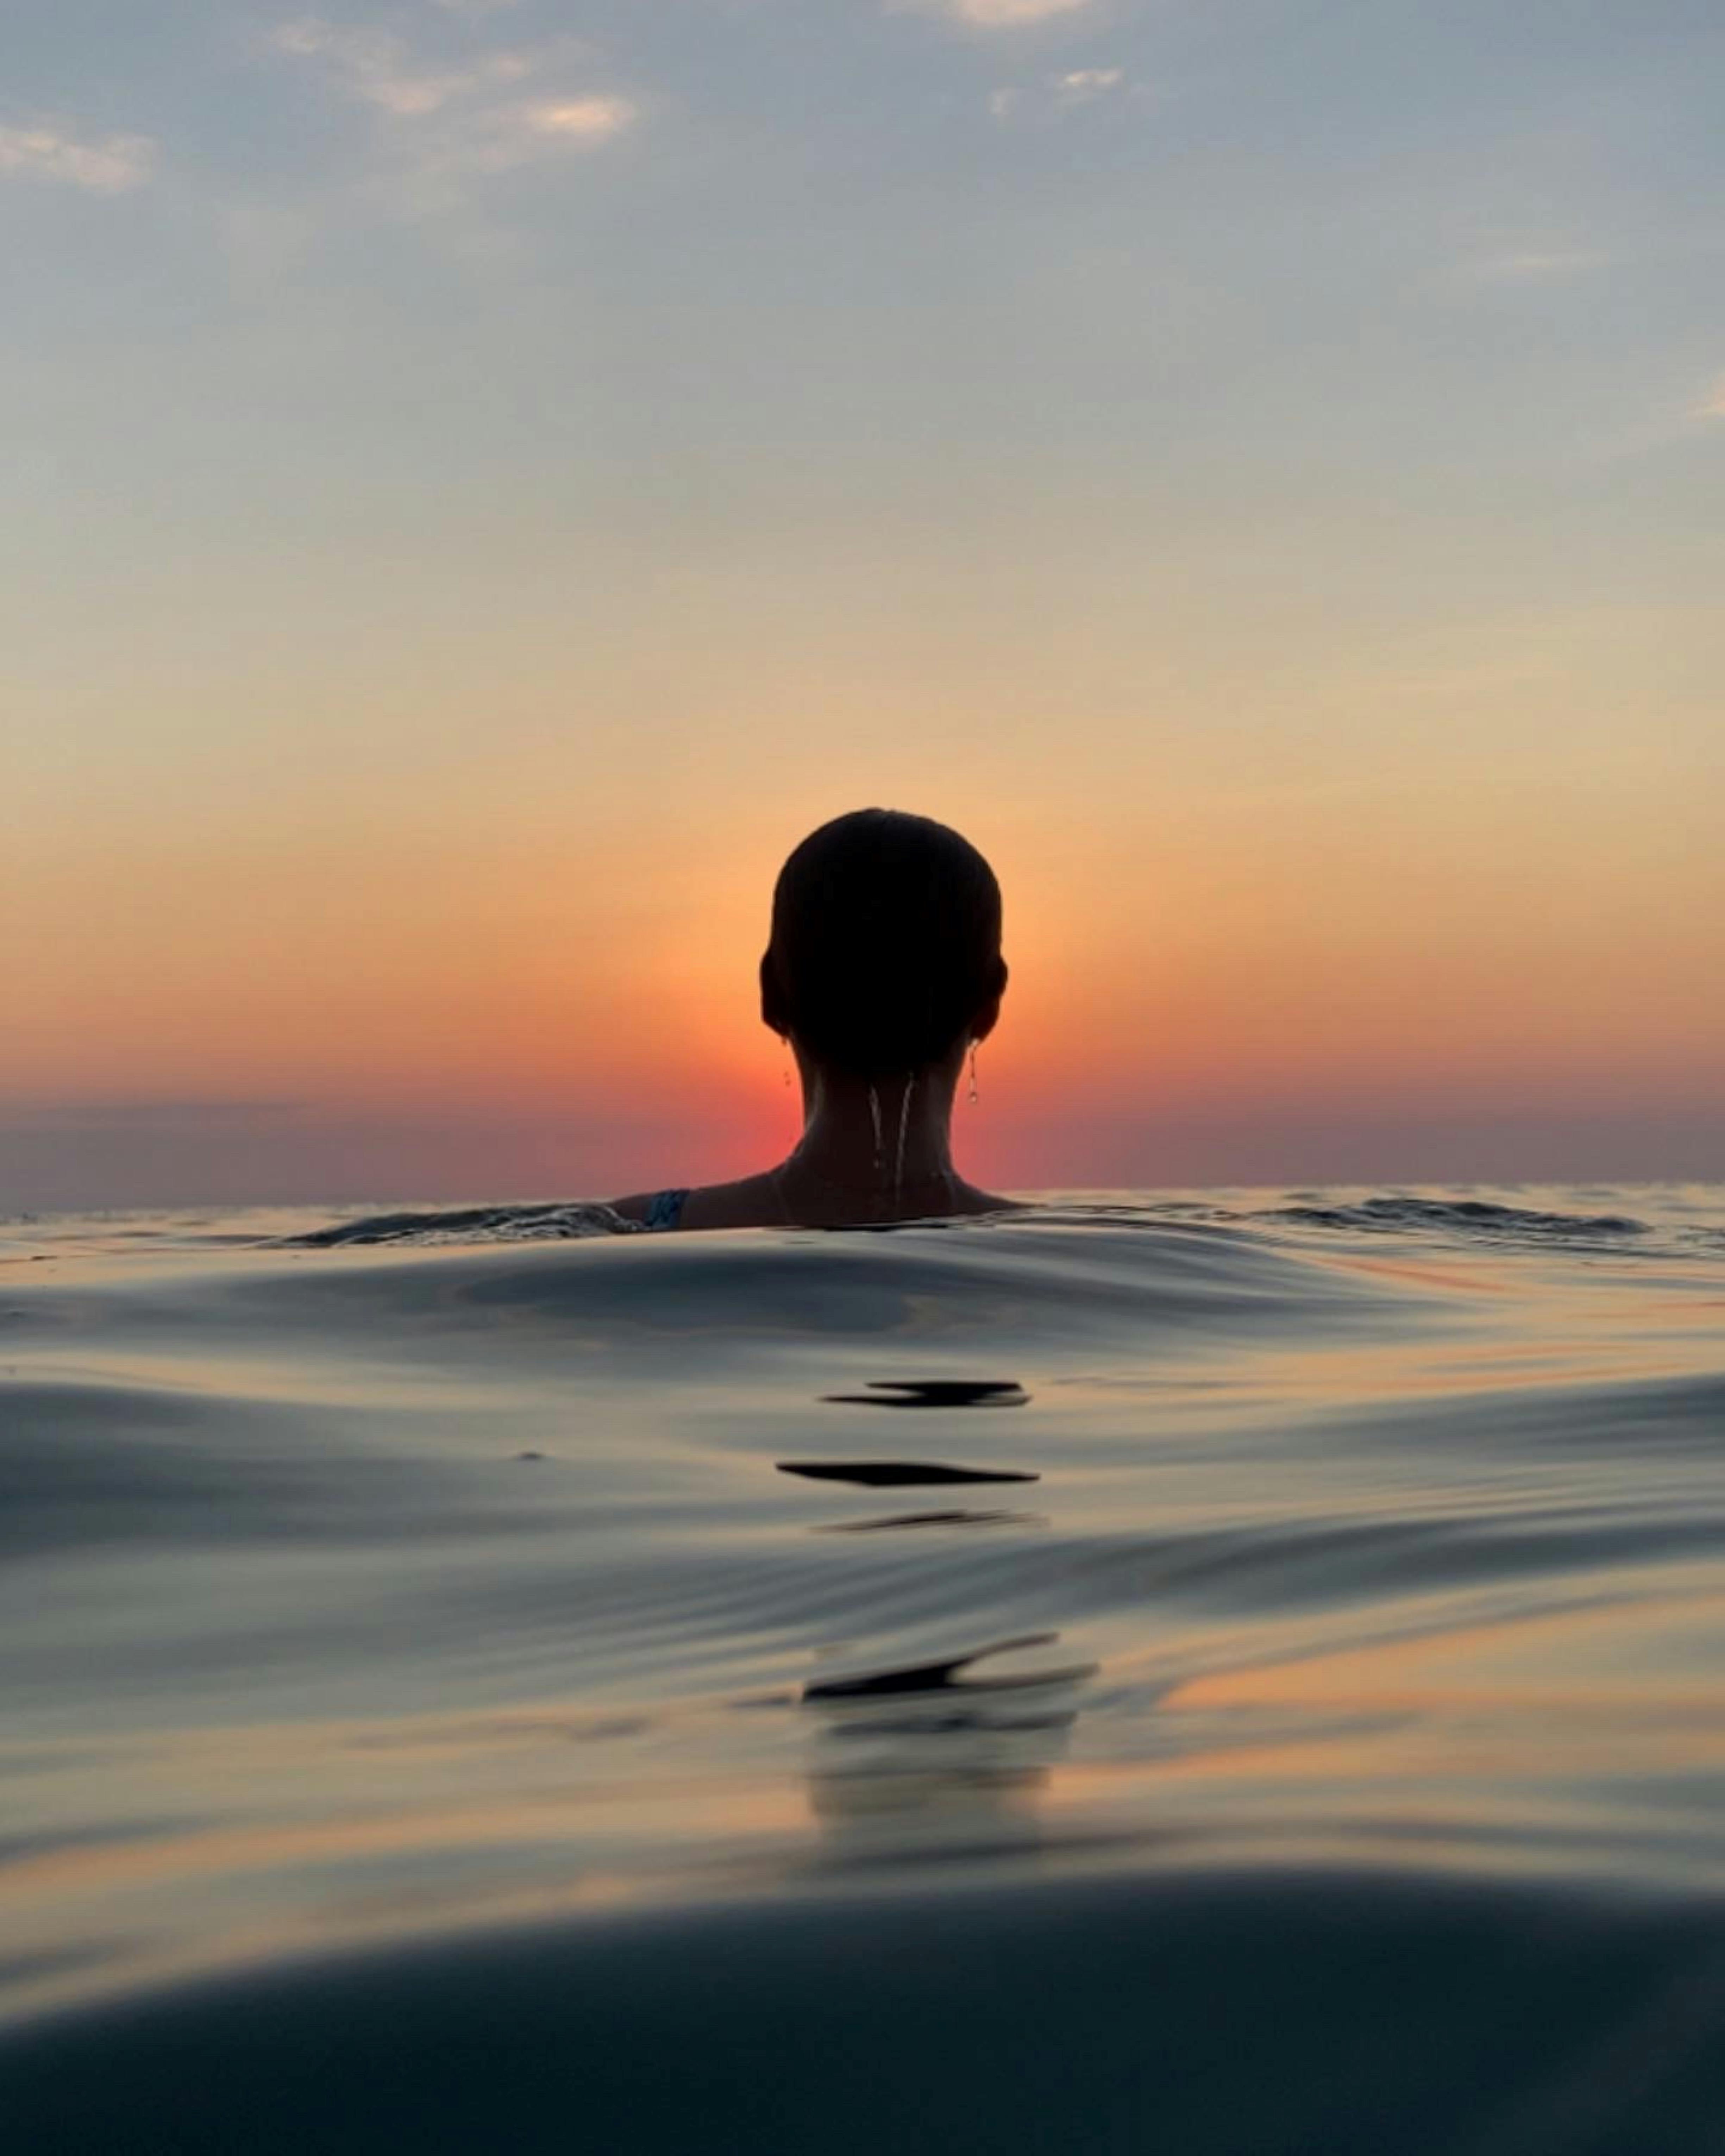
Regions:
[[418, 93, 637, 178], [270, 18, 533, 118], [1054, 65, 1123, 103], [1698, 373, 1725, 420], [1465, 248, 1605, 283], [901, 0, 1095, 27], [0, 121, 155, 194], [268, 14, 636, 195], [519, 97, 635, 144], [945, 0, 1095, 22], [990, 63, 1130, 121]]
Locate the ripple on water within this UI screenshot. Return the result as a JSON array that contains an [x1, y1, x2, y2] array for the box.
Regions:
[[2, 1187, 1725, 2146]]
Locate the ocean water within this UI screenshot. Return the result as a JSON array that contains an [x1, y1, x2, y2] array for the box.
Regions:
[[5, 1186, 1725, 2152]]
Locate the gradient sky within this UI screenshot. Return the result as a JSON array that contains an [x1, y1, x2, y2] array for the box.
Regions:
[[5, 0, 1722, 1208]]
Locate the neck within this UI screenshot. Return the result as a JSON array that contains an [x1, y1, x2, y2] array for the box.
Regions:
[[786, 1058, 962, 1197]]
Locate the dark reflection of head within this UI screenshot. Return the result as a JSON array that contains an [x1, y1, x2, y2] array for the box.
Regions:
[[820, 1380, 1029, 1410], [801, 1635, 1090, 1866]]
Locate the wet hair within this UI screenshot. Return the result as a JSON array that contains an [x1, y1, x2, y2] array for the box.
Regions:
[[761, 809, 1006, 1080]]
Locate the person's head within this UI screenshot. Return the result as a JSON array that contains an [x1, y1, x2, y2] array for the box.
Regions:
[[760, 809, 1007, 1082]]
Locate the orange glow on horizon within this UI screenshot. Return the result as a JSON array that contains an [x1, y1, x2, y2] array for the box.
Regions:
[[8, 716, 1722, 1201]]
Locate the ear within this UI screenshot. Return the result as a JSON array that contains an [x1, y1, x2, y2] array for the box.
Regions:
[[759, 951, 790, 1041], [968, 957, 1007, 1046]]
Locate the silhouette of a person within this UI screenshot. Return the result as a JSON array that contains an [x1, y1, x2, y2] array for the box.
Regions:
[[614, 809, 1015, 1230]]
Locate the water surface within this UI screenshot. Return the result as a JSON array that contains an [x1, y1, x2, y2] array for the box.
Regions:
[[4, 1187, 1724, 2150]]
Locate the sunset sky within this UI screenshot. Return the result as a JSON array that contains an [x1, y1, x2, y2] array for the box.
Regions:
[[6, 0, 1722, 1208]]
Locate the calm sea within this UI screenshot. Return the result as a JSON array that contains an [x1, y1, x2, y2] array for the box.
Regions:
[[5, 1187, 1725, 2152]]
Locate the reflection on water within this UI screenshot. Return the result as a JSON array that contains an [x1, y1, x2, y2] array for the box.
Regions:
[[805, 1636, 1091, 1866], [4, 1186, 1725, 2149], [778, 1458, 1040, 1487], [804, 1632, 1090, 1701], [821, 1509, 1042, 1533], [821, 1379, 1031, 1409]]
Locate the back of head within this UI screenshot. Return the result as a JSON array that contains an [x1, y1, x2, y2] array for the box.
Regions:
[[763, 809, 1005, 1080]]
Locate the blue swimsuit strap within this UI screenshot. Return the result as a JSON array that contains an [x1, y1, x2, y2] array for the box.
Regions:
[[643, 1188, 690, 1231]]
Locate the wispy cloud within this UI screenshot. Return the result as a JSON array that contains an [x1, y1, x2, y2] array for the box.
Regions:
[[415, 93, 637, 181], [0, 121, 155, 194], [959, 0, 1095, 21], [1698, 374, 1725, 420], [1054, 65, 1123, 103], [911, 0, 1096, 27], [517, 98, 634, 145], [1464, 247, 1605, 283], [269, 14, 637, 195], [270, 18, 534, 118], [990, 63, 1132, 122]]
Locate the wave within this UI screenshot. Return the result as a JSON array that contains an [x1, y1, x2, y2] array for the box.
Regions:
[[7, 1868, 1725, 2155], [6, 1180, 1725, 2128], [279, 1187, 1694, 1266], [288, 1201, 633, 1246], [1267, 1194, 1650, 1241]]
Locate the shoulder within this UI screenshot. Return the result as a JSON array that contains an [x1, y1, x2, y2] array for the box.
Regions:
[[609, 1177, 784, 1232], [676, 1175, 786, 1230], [952, 1184, 1023, 1216]]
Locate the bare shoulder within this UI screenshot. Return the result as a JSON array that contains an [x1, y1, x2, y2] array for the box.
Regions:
[[951, 1184, 1023, 1216], [608, 1177, 784, 1232], [678, 1175, 786, 1230], [612, 1176, 1020, 1231]]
